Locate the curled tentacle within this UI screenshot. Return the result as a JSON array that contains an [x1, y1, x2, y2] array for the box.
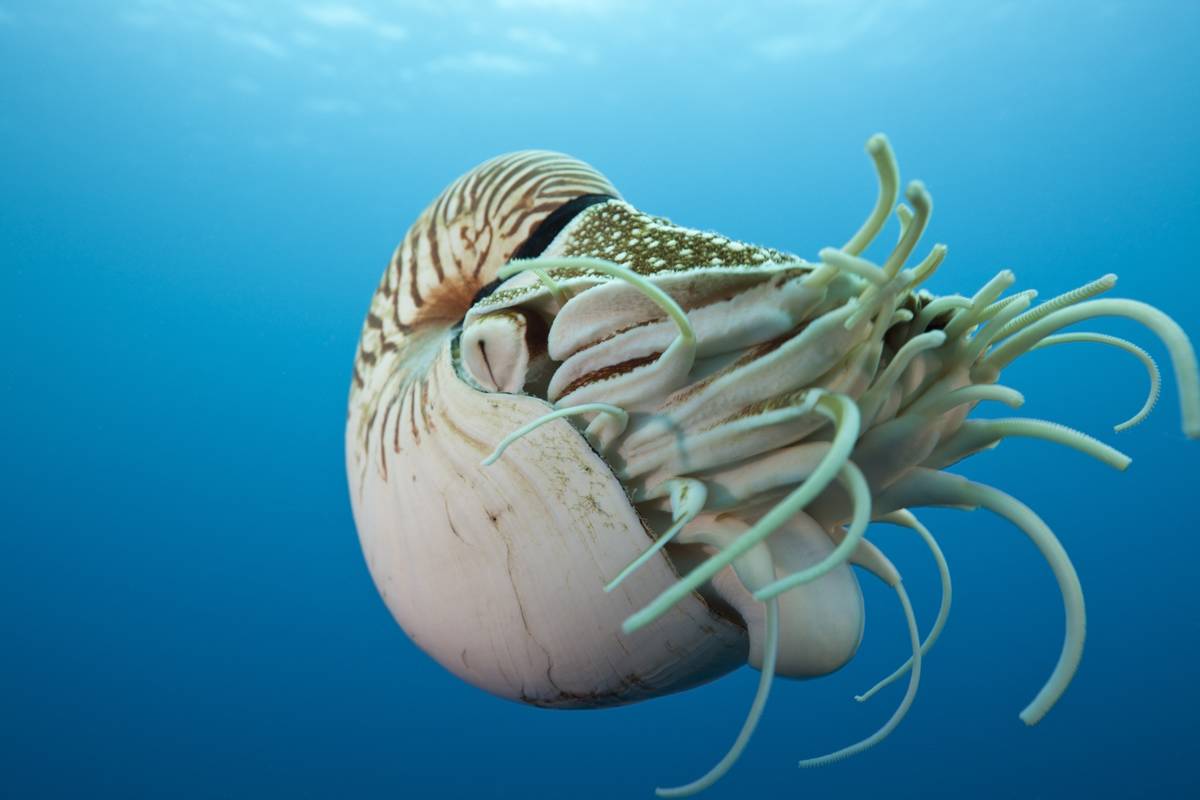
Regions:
[[655, 528, 780, 798], [877, 469, 1084, 725], [981, 298, 1200, 436], [1031, 332, 1161, 432], [800, 537, 923, 766], [752, 461, 871, 601], [842, 133, 901, 257], [856, 510, 952, 703], [606, 479, 708, 593]]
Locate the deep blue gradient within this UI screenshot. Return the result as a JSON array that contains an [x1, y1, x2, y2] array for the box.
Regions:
[[3, 2, 1198, 798]]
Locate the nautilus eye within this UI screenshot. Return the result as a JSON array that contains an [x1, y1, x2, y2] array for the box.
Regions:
[[345, 138, 1199, 796]]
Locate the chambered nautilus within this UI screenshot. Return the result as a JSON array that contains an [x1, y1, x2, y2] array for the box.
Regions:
[[345, 135, 1199, 795]]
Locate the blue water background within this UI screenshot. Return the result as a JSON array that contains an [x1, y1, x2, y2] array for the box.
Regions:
[[3, 1, 1198, 797]]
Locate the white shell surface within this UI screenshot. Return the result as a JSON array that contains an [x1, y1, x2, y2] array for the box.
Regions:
[[347, 332, 748, 707]]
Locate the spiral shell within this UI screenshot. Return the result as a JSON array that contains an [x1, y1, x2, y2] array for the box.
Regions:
[[346, 151, 752, 707]]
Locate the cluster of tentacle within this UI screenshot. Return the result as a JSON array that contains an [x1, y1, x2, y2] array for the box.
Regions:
[[464, 135, 1200, 796]]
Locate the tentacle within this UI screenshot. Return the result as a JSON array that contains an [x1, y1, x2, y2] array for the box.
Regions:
[[1031, 332, 1161, 432], [799, 537, 922, 767], [961, 481, 1084, 725], [480, 403, 628, 466], [616, 303, 864, 476], [657, 601, 779, 797], [842, 133, 901, 257], [884, 469, 1084, 725], [752, 460, 870, 601], [840, 194, 936, 331], [995, 273, 1117, 340], [942, 270, 1016, 341], [801, 261, 841, 289], [907, 243, 947, 290], [983, 288, 1038, 319], [968, 418, 1130, 470], [857, 330, 947, 425], [907, 384, 1025, 418], [606, 479, 708, 592], [818, 247, 889, 286], [957, 292, 1033, 366], [980, 298, 1200, 437], [656, 532, 780, 798], [694, 442, 829, 512], [832, 180, 936, 330], [527, 265, 568, 307], [622, 392, 860, 634], [895, 204, 913, 243], [856, 510, 951, 703], [846, 268, 913, 330], [914, 295, 971, 333], [503, 256, 694, 342], [881, 181, 932, 279], [922, 415, 1131, 472]]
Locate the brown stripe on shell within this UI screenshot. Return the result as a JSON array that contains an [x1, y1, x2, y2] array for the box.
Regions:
[[349, 151, 620, 479]]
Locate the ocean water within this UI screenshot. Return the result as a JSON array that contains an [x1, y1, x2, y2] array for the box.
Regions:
[[3, 1, 1198, 798]]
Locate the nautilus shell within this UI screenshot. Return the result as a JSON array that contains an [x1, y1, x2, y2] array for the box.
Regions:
[[345, 137, 1199, 795]]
